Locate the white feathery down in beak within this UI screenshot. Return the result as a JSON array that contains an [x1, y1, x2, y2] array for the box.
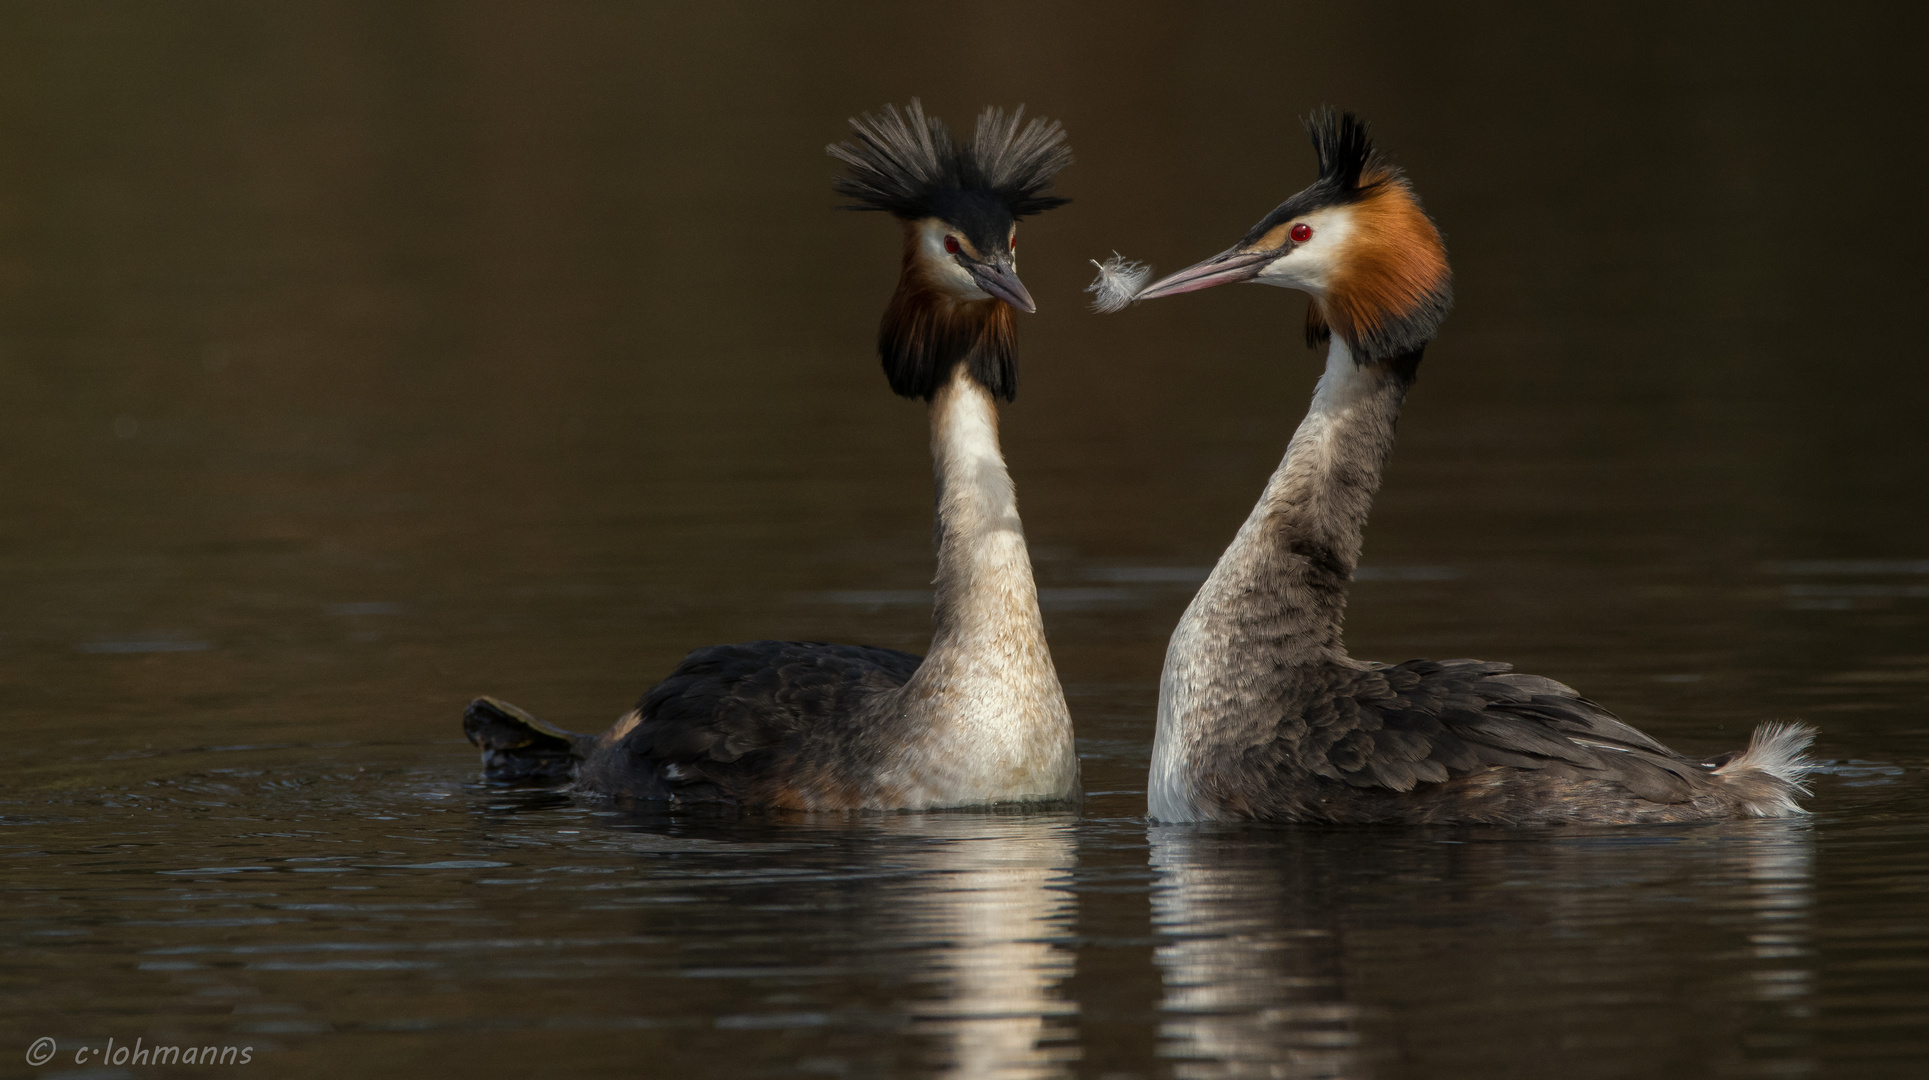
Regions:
[[1085, 253, 1152, 313]]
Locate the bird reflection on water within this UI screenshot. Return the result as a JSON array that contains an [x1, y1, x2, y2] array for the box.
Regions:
[[1149, 822, 1817, 1078], [1151, 826, 1370, 1079], [553, 807, 1083, 1078], [875, 814, 1080, 1079]]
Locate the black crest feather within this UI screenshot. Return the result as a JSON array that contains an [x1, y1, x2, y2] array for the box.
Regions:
[[828, 99, 1072, 219], [831, 101, 1073, 405], [1269, 109, 1451, 364], [1307, 108, 1387, 195], [1244, 109, 1395, 248]]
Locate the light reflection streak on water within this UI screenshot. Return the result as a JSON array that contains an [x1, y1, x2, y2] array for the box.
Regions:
[[1, 3, 1924, 1069], [1150, 826, 1366, 1080], [1148, 823, 1820, 1079], [877, 815, 1080, 1079]]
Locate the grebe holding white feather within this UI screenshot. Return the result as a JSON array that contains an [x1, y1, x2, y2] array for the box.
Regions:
[[1100, 111, 1815, 825]]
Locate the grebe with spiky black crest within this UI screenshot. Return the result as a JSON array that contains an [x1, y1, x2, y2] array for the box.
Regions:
[[1101, 111, 1816, 825], [464, 101, 1079, 810]]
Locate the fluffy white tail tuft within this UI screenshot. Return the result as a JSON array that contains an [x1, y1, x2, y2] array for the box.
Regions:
[[1717, 721, 1819, 788], [1713, 721, 1819, 815]]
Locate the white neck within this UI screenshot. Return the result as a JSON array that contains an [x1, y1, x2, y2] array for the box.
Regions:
[[887, 366, 1077, 806], [1150, 337, 1390, 821]]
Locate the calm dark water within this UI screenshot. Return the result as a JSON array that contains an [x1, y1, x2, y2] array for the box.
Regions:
[[3, 3, 1927, 1078]]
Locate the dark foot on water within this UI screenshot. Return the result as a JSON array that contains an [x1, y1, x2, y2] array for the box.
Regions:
[[463, 697, 583, 784]]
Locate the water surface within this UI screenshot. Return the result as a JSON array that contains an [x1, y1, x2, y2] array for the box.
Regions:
[[3, 3, 1926, 1077]]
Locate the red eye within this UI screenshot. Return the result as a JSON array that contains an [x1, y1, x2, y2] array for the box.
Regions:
[[943, 235, 961, 255], [1290, 223, 1313, 244], [1009, 234, 1017, 251]]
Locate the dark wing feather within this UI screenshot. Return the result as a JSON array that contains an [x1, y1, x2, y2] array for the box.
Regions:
[[1280, 659, 1703, 805], [610, 641, 921, 803]]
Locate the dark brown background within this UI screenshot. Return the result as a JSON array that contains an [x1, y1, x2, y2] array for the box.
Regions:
[[2, 3, 1924, 1077]]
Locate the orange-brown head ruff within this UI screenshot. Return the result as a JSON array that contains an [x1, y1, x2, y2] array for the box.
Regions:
[[828, 99, 1073, 402], [1286, 168, 1449, 360], [881, 225, 1019, 400], [1132, 110, 1452, 365]]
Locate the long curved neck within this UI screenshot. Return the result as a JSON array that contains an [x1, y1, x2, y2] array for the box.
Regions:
[[1217, 335, 1418, 662], [1153, 336, 1418, 817], [887, 363, 1074, 802], [923, 365, 1053, 674]]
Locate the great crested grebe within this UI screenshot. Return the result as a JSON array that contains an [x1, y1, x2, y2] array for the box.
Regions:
[[1097, 111, 1815, 824], [464, 101, 1079, 810]]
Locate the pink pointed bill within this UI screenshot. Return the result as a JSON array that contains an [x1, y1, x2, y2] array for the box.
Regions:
[[1133, 248, 1276, 301]]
